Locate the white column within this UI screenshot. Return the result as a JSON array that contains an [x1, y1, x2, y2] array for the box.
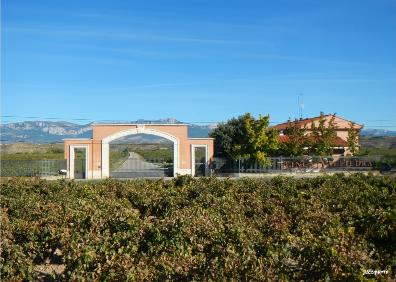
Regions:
[[69, 146, 74, 179], [173, 141, 179, 176], [101, 142, 110, 178]]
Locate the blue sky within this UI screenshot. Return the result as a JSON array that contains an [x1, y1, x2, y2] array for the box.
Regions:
[[2, 0, 396, 129]]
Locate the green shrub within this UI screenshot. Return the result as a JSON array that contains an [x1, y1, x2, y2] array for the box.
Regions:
[[1, 175, 395, 280]]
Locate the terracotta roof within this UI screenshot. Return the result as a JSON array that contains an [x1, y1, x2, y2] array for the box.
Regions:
[[328, 137, 348, 147], [278, 135, 348, 147], [273, 114, 363, 131], [273, 115, 331, 130], [278, 135, 290, 143]]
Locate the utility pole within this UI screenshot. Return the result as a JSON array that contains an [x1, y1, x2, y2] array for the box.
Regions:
[[298, 93, 304, 120]]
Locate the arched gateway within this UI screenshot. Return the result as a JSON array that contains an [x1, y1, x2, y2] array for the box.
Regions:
[[64, 124, 214, 179]]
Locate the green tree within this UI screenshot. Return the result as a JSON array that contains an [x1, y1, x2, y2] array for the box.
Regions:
[[347, 122, 359, 155], [310, 113, 337, 156], [279, 119, 308, 156], [210, 115, 246, 159], [210, 113, 278, 163]]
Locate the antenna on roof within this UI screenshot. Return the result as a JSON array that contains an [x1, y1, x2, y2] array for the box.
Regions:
[[298, 93, 304, 120]]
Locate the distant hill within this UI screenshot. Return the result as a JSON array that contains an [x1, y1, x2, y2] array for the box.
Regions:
[[0, 119, 215, 144], [361, 129, 396, 137], [0, 121, 92, 144], [188, 124, 217, 138]]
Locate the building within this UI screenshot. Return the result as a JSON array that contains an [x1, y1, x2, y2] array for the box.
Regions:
[[273, 114, 363, 156], [64, 124, 214, 179]]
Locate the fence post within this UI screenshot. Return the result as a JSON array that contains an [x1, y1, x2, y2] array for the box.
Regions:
[[280, 156, 283, 173], [238, 158, 241, 177]]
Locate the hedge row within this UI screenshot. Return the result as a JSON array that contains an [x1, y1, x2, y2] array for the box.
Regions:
[[1, 174, 395, 281]]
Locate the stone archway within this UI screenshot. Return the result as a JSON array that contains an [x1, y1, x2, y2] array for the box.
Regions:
[[101, 127, 179, 177]]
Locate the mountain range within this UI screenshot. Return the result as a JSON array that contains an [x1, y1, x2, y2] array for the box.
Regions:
[[0, 119, 395, 144], [0, 119, 216, 144], [359, 128, 396, 137]]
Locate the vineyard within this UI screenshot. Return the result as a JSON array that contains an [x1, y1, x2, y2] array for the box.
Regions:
[[1, 175, 395, 281]]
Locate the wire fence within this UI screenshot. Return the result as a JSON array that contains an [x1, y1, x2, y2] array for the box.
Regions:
[[0, 160, 67, 177]]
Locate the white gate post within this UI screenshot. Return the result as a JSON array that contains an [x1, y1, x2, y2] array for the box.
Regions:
[[101, 141, 110, 178]]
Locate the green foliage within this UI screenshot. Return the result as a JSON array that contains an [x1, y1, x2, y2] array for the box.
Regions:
[[279, 119, 309, 157], [210, 113, 278, 163], [209, 115, 245, 159], [347, 122, 360, 156], [310, 113, 337, 156], [47, 147, 63, 154], [1, 175, 395, 280], [133, 147, 173, 161]]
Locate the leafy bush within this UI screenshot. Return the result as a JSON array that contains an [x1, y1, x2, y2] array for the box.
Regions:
[[1, 175, 395, 280]]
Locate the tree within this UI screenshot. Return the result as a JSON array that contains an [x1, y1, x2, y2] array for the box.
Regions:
[[210, 113, 279, 163], [279, 119, 308, 156], [347, 122, 359, 155], [210, 115, 246, 159], [310, 113, 337, 156]]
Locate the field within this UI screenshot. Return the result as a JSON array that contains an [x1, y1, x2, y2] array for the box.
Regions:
[[359, 137, 396, 169], [360, 136, 396, 151], [359, 137, 396, 158], [0, 143, 64, 160], [1, 174, 395, 281]]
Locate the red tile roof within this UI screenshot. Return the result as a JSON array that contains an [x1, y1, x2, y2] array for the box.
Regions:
[[273, 114, 363, 131], [273, 116, 328, 130], [328, 137, 348, 147], [278, 135, 290, 143]]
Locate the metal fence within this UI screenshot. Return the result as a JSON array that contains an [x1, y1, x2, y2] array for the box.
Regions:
[[212, 155, 395, 175], [0, 160, 67, 177]]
